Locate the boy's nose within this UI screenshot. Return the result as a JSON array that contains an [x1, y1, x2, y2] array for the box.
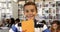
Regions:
[[28, 12, 33, 15]]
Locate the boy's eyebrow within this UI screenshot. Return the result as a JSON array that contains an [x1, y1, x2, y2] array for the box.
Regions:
[[24, 9, 34, 11], [30, 8, 34, 10]]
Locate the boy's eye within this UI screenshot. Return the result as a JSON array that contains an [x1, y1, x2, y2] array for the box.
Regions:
[[25, 10, 29, 13], [31, 9, 34, 12]]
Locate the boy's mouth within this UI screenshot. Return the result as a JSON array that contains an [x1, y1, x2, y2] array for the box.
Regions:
[[26, 15, 34, 19]]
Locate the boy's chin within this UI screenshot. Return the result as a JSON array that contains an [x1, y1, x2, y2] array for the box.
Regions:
[[27, 18, 34, 20]]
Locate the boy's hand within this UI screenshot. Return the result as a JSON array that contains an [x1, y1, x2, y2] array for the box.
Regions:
[[22, 30, 27, 32]]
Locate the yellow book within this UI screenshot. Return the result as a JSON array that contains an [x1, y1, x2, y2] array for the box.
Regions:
[[22, 20, 34, 32]]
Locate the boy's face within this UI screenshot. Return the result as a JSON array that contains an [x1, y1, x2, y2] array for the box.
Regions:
[[52, 23, 58, 29], [24, 5, 37, 20]]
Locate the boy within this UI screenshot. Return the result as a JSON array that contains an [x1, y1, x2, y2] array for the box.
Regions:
[[22, 2, 37, 32], [22, 2, 50, 32]]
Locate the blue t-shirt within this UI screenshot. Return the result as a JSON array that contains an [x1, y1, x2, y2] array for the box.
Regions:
[[43, 29, 50, 32], [11, 25, 18, 32]]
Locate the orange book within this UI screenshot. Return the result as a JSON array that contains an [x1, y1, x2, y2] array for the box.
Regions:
[[22, 20, 34, 32]]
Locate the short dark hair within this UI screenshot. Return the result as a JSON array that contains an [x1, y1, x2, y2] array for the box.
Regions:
[[51, 20, 60, 25], [41, 20, 46, 24], [23, 2, 37, 12], [15, 18, 20, 22]]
